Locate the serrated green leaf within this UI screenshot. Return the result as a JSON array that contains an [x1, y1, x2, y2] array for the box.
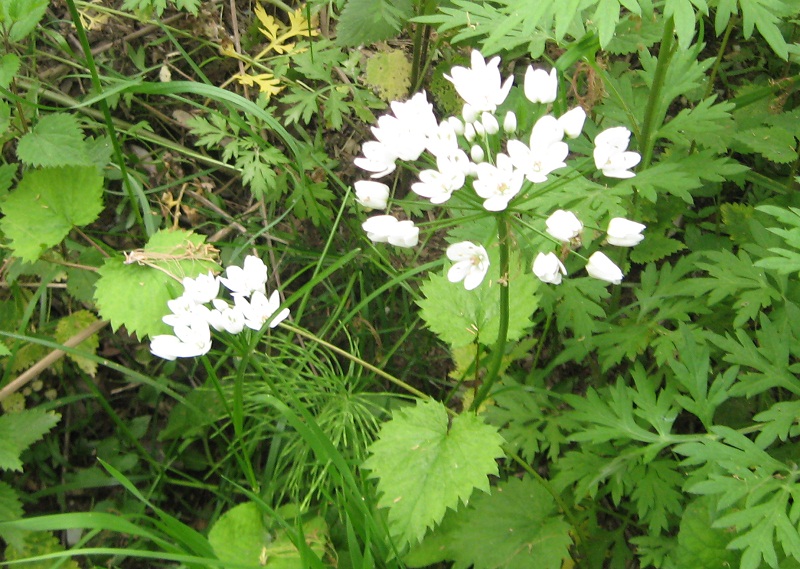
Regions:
[[2, 0, 48, 42], [734, 126, 797, 163], [0, 408, 60, 472], [418, 252, 539, 348], [93, 230, 220, 339], [657, 97, 735, 152], [0, 53, 20, 90], [0, 163, 14, 198], [55, 310, 100, 377], [365, 49, 411, 102], [363, 399, 505, 547], [16, 114, 93, 168], [0, 481, 24, 550], [336, 0, 413, 47], [0, 166, 104, 263], [449, 477, 573, 569], [4, 530, 80, 569], [629, 233, 686, 263], [554, 277, 608, 340], [672, 496, 740, 568], [721, 202, 756, 244]]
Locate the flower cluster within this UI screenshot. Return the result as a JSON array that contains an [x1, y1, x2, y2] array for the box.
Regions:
[[150, 256, 290, 360], [352, 50, 645, 288]]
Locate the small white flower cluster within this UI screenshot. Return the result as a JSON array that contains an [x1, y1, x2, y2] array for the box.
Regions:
[[150, 256, 290, 360], [352, 50, 645, 288]]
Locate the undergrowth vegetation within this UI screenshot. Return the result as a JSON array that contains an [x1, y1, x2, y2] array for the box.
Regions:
[[1, 0, 800, 567]]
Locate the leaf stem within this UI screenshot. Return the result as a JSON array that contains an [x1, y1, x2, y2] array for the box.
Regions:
[[638, 16, 676, 171], [471, 215, 510, 411]]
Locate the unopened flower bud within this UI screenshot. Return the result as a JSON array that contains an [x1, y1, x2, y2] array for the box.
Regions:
[[464, 123, 476, 142], [448, 116, 465, 135], [473, 120, 486, 137], [503, 111, 517, 134], [481, 112, 499, 135], [586, 252, 623, 284], [462, 103, 479, 124], [558, 107, 587, 139], [470, 144, 485, 163]]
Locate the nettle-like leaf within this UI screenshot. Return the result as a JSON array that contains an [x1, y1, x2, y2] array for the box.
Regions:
[[365, 49, 412, 102], [0, 481, 24, 550], [94, 229, 220, 339], [336, 0, 413, 47], [208, 502, 327, 568], [54, 310, 100, 377], [4, 530, 80, 569], [448, 476, 573, 569], [0, 166, 104, 263], [733, 125, 798, 163], [0, 408, 60, 472], [671, 496, 741, 568], [15, 113, 93, 168], [1, 0, 48, 42], [418, 252, 540, 348], [362, 399, 505, 547]]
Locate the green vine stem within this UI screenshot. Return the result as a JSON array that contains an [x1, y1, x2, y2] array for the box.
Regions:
[[470, 215, 510, 411]]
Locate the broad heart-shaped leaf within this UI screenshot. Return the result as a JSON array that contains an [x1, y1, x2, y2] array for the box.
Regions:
[[672, 496, 740, 568], [362, 399, 505, 548], [16, 113, 93, 168], [418, 251, 540, 348], [94, 229, 220, 340], [449, 476, 573, 569], [55, 310, 100, 377], [0, 408, 60, 472], [0, 166, 103, 263], [208, 502, 327, 569]]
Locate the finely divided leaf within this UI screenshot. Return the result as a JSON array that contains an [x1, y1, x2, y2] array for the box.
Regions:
[[363, 399, 505, 547], [0, 166, 104, 262]]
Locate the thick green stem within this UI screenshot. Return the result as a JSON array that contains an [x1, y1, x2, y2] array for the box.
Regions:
[[638, 16, 676, 171], [471, 216, 510, 411]]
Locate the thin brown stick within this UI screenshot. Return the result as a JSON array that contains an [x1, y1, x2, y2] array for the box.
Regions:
[[0, 319, 109, 403]]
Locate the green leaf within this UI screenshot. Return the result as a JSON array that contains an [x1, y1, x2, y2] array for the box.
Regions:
[[208, 502, 267, 567], [0, 166, 104, 263], [54, 310, 100, 377], [0, 53, 20, 90], [93, 229, 220, 339], [656, 97, 735, 152], [16, 114, 93, 168], [418, 252, 539, 348], [629, 233, 686, 263], [365, 49, 412, 102], [734, 126, 797, 163], [448, 477, 573, 569], [363, 399, 505, 547], [2, 0, 48, 42], [554, 277, 608, 340], [336, 0, 413, 47], [665, 0, 698, 48], [0, 408, 60, 472], [4, 530, 80, 569], [237, 146, 289, 201], [0, 481, 24, 550], [672, 496, 740, 568]]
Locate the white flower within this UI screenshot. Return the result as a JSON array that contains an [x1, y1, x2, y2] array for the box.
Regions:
[[412, 152, 468, 204], [150, 314, 212, 360], [586, 251, 624, 284], [606, 217, 646, 247], [235, 290, 290, 330], [462, 103, 479, 124], [530, 115, 564, 147], [524, 67, 558, 104], [388, 220, 419, 248], [473, 153, 524, 212], [207, 298, 246, 334], [503, 111, 517, 134], [481, 112, 499, 135], [558, 107, 586, 139], [470, 144, 485, 163], [372, 114, 428, 162], [546, 210, 583, 242], [426, 120, 460, 158], [362, 215, 419, 247], [464, 122, 476, 142], [506, 138, 568, 184], [219, 255, 268, 297], [448, 116, 465, 135], [162, 297, 210, 328], [445, 49, 513, 112], [532, 252, 567, 284], [593, 126, 641, 178], [446, 241, 490, 290], [181, 272, 219, 305], [354, 140, 397, 178], [355, 180, 390, 210]]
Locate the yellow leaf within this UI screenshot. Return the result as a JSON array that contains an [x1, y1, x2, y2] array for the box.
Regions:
[[254, 3, 280, 42], [55, 310, 100, 377], [288, 7, 318, 38], [233, 73, 284, 97]]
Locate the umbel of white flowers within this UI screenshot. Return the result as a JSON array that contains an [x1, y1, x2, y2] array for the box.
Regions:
[[150, 256, 289, 360], [351, 50, 646, 289]]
